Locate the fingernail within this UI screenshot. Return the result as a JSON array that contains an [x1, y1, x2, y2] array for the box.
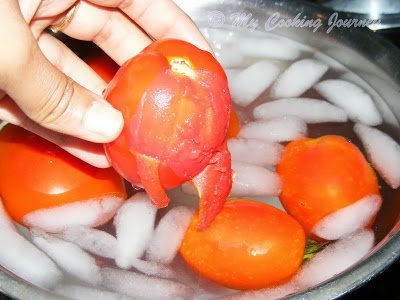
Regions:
[[84, 101, 123, 138]]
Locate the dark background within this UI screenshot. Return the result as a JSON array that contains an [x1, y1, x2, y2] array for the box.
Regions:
[[342, 258, 400, 299]]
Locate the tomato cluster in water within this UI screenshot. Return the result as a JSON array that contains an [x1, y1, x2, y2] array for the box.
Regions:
[[180, 135, 380, 289], [0, 40, 383, 292]]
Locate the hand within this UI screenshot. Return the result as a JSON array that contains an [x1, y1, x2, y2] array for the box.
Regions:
[[0, 0, 211, 167]]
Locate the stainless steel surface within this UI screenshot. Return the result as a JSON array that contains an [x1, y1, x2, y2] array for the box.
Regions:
[[319, 0, 400, 15], [317, 0, 400, 30], [2, 0, 400, 298], [0, 268, 62, 300]]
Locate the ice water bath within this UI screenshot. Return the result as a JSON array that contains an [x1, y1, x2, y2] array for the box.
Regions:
[[1, 24, 400, 300]]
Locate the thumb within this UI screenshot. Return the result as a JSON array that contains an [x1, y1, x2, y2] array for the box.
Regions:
[[5, 60, 124, 143], [0, 2, 123, 143]]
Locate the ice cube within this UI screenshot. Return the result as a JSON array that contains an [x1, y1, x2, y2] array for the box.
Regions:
[[145, 206, 194, 264], [313, 52, 348, 72], [171, 256, 236, 298], [231, 162, 281, 197], [132, 258, 177, 279], [238, 37, 301, 60], [224, 68, 241, 89], [253, 98, 348, 123], [31, 229, 101, 285], [238, 116, 307, 143], [224, 68, 240, 80], [181, 163, 281, 198], [0, 228, 62, 289], [340, 72, 381, 99], [351, 70, 400, 127], [114, 193, 157, 269], [205, 28, 240, 46], [313, 195, 382, 240], [340, 72, 399, 128], [230, 61, 280, 106], [55, 226, 117, 259], [271, 59, 328, 98], [354, 123, 400, 189], [0, 199, 62, 288], [215, 48, 245, 68], [23, 196, 123, 233], [100, 267, 193, 299], [296, 229, 374, 288], [228, 138, 284, 167], [314, 79, 382, 126], [227, 282, 298, 300], [54, 284, 132, 300]]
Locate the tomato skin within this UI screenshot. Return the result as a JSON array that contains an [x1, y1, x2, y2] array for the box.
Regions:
[[276, 135, 380, 237], [104, 39, 231, 208], [85, 46, 238, 143], [180, 199, 306, 290], [105, 40, 230, 186], [105, 51, 180, 187], [0, 125, 126, 224]]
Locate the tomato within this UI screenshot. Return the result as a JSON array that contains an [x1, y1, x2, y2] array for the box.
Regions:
[[276, 135, 380, 238], [104, 39, 232, 229], [180, 199, 306, 290], [85, 47, 240, 140], [227, 109, 240, 138], [84, 49, 119, 83], [0, 125, 126, 225]]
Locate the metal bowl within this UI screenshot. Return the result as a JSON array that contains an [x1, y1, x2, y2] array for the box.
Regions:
[[1, 0, 400, 299], [316, 0, 400, 30]]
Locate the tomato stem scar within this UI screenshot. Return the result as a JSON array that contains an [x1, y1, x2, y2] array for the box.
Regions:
[[168, 57, 195, 79]]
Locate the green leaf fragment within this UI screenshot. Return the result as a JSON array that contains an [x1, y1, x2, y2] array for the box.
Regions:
[[303, 239, 330, 262]]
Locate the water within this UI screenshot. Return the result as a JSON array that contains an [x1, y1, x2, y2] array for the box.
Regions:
[[164, 27, 400, 297], [203, 26, 400, 245]]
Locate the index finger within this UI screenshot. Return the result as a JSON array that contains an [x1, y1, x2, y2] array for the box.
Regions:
[[88, 0, 212, 52]]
